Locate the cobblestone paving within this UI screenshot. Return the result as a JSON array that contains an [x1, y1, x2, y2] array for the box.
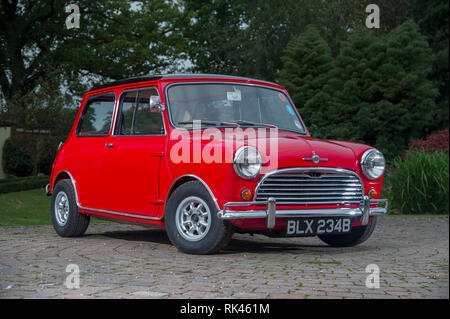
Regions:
[[0, 216, 448, 299]]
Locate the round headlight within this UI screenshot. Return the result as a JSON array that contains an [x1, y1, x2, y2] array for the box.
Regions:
[[233, 146, 262, 179], [361, 149, 385, 180]]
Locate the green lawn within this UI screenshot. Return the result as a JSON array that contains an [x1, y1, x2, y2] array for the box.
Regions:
[[0, 188, 109, 226]]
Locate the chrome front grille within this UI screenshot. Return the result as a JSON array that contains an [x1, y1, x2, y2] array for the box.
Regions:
[[255, 168, 364, 205]]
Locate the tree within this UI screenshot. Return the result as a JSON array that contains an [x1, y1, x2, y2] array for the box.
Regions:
[[305, 21, 438, 159], [182, 0, 249, 76], [278, 26, 334, 122], [0, 0, 186, 130], [407, 0, 449, 131], [183, 0, 370, 82]]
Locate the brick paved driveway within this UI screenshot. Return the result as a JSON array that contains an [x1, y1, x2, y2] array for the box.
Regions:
[[0, 216, 448, 299]]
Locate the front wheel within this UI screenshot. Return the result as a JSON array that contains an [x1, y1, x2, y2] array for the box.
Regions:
[[318, 217, 377, 247], [164, 181, 234, 254]]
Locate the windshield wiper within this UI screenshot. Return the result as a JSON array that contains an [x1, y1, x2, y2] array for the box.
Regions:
[[278, 128, 306, 135], [231, 120, 278, 129], [177, 120, 239, 127]]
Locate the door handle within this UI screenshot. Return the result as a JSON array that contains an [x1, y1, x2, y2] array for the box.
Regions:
[[105, 143, 114, 148]]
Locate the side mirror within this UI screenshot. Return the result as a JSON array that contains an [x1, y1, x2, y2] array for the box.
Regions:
[[149, 96, 165, 112]]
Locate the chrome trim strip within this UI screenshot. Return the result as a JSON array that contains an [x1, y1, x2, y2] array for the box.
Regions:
[[52, 170, 81, 207], [79, 206, 162, 221], [164, 174, 220, 212]]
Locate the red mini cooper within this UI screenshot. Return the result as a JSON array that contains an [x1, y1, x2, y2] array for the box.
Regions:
[[47, 74, 388, 254]]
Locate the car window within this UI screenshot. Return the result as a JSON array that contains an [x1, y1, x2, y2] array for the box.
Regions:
[[115, 88, 164, 136], [77, 93, 115, 136], [116, 91, 137, 135], [168, 84, 306, 133]]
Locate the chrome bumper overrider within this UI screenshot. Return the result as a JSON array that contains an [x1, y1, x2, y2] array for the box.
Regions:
[[45, 183, 50, 196], [217, 196, 388, 228]]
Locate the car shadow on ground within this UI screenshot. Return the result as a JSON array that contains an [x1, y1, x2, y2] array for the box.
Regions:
[[222, 237, 378, 255], [87, 228, 172, 246], [86, 228, 377, 255]]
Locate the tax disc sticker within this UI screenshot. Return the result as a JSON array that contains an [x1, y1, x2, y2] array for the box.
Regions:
[[294, 119, 302, 129], [227, 89, 241, 101], [285, 104, 295, 115], [278, 93, 287, 103]]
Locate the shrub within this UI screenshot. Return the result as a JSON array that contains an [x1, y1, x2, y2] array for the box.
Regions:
[[38, 136, 66, 175], [2, 135, 66, 177], [408, 129, 449, 154], [1, 137, 35, 177], [0, 176, 50, 194], [386, 150, 449, 214]]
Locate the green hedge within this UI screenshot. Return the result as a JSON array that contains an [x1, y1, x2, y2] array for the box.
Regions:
[[385, 150, 449, 214], [0, 176, 50, 194], [1, 136, 35, 177], [2, 135, 65, 177]]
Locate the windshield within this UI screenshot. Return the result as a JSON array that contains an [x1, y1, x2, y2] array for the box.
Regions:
[[166, 83, 306, 134]]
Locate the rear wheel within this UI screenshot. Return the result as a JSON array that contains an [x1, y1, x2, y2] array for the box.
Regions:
[[318, 217, 377, 247], [51, 179, 90, 237], [165, 181, 233, 254]]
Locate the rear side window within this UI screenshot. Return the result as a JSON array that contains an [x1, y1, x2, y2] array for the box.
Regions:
[[115, 88, 164, 136], [77, 93, 116, 136]]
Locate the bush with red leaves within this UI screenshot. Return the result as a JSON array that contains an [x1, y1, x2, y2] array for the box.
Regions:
[[408, 129, 449, 155]]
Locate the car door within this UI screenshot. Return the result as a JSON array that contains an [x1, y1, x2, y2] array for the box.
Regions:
[[99, 87, 166, 218], [70, 92, 116, 209]]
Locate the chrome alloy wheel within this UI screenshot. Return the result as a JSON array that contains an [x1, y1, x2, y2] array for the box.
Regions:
[[175, 196, 212, 241], [54, 191, 70, 226]]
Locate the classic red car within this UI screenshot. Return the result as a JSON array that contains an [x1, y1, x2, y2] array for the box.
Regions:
[[47, 74, 388, 254]]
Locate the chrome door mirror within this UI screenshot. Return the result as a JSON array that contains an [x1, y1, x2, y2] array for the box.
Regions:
[[149, 96, 165, 112]]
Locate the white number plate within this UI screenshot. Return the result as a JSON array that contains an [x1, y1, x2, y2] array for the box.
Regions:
[[286, 218, 352, 236]]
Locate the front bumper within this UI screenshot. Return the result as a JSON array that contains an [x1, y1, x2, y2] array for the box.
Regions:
[[217, 196, 388, 228]]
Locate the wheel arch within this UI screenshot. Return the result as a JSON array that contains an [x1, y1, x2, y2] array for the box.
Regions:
[[52, 170, 80, 206], [163, 175, 220, 219]]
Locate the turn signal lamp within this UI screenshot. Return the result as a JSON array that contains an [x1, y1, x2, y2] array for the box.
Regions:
[[241, 188, 252, 201], [368, 189, 378, 199]]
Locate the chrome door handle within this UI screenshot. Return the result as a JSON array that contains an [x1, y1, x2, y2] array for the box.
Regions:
[[105, 143, 114, 148]]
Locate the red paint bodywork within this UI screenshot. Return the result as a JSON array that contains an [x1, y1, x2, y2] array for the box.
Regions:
[[49, 75, 383, 230]]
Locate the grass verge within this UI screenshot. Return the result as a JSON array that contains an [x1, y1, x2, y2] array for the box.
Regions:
[[0, 188, 109, 226]]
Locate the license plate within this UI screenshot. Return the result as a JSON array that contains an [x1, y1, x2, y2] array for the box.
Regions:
[[286, 217, 352, 236]]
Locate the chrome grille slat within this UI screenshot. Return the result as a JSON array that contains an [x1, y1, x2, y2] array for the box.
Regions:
[[260, 183, 362, 187], [257, 192, 362, 196], [270, 174, 357, 179], [264, 179, 358, 182], [255, 168, 364, 205], [259, 187, 362, 192]]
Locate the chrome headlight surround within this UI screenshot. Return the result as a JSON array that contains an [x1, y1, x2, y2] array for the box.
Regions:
[[233, 146, 262, 179], [361, 149, 385, 180]]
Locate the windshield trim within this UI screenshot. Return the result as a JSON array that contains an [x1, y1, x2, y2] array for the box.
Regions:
[[164, 81, 307, 135]]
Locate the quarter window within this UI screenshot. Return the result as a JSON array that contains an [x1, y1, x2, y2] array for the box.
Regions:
[[77, 93, 115, 136], [115, 88, 164, 135]]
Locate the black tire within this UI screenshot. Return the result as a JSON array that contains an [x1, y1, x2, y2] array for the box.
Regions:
[[164, 181, 234, 254], [51, 179, 90, 237], [318, 217, 377, 247]]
